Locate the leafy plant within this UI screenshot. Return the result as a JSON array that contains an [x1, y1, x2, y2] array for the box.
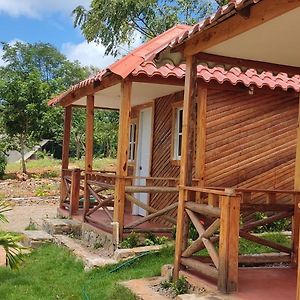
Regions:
[[0, 152, 6, 179], [35, 184, 52, 197], [172, 276, 188, 295], [0, 201, 23, 269], [25, 219, 38, 231], [252, 212, 291, 233], [120, 232, 141, 248], [160, 279, 172, 289]]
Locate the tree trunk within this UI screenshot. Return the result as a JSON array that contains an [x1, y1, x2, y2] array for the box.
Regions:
[[20, 135, 27, 174]]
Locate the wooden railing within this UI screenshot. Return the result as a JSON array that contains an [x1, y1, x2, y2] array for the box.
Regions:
[[176, 186, 300, 293], [60, 168, 84, 215]]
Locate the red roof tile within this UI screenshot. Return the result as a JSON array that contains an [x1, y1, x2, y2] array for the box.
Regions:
[[49, 17, 300, 106]]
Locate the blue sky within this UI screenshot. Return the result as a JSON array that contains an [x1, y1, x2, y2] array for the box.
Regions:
[[0, 0, 129, 68]]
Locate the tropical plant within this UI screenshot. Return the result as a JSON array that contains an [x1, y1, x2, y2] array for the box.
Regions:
[[0, 202, 23, 269]]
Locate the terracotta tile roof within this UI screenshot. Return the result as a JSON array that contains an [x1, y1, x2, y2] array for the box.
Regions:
[[169, 0, 261, 48], [132, 62, 300, 92], [49, 16, 300, 106]]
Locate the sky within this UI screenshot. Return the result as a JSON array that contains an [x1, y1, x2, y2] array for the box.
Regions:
[[0, 0, 140, 68]]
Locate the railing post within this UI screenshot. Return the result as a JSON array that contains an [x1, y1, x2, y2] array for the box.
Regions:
[[84, 95, 94, 220], [69, 168, 81, 217], [218, 194, 240, 293], [60, 106, 72, 207]]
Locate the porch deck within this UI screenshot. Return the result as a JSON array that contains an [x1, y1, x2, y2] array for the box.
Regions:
[[58, 206, 173, 236]]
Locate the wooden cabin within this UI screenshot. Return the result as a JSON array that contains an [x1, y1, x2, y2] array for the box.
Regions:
[[154, 0, 300, 298], [50, 17, 300, 296]]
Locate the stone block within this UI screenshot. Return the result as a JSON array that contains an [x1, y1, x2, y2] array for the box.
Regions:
[[161, 264, 174, 280], [43, 219, 81, 236], [22, 230, 54, 248]]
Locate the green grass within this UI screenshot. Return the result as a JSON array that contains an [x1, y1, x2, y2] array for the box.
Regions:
[[0, 244, 173, 300], [0, 234, 291, 299], [5, 157, 116, 179]]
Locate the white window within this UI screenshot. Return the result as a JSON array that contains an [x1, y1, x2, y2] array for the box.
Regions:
[[128, 123, 137, 161], [174, 107, 183, 160]]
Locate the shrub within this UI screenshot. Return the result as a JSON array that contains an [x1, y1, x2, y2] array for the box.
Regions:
[[120, 232, 141, 248], [253, 212, 291, 233], [0, 152, 7, 179], [172, 276, 188, 295]]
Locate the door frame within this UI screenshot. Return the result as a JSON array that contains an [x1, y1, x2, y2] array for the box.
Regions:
[[132, 102, 154, 216]]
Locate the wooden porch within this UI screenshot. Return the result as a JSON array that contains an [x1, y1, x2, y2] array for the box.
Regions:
[[60, 168, 179, 239]]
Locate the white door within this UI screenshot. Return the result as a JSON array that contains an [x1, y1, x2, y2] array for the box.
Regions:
[[133, 107, 152, 216]]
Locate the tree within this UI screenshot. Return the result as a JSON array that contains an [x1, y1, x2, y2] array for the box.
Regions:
[[0, 42, 90, 173], [73, 0, 229, 56]]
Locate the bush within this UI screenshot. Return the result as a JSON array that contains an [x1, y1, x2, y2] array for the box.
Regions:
[[173, 276, 188, 295], [252, 212, 291, 233], [120, 232, 141, 248], [0, 152, 7, 179]]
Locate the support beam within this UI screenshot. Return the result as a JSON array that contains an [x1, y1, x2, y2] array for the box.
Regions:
[[60, 106, 72, 206], [195, 85, 207, 203], [113, 79, 132, 244], [218, 195, 240, 293], [83, 95, 94, 218], [174, 55, 197, 280], [183, 0, 300, 57]]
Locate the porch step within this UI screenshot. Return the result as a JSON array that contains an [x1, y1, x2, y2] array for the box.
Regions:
[[42, 219, 82, 236], [54, 234, 117, 270], [21, 230, 54, 248]]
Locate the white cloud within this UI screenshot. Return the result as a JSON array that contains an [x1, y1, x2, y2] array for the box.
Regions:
[[0, 0, 91, 18], [62, 32, 143, 69], [62, 41, 117, 69]]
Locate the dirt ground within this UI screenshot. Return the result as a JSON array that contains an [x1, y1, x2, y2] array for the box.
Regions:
[[0, 177, 60, 199]]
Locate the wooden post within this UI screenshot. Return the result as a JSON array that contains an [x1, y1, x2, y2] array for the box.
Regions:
[[195, 85, 207, 203], [60, 106, 72, 207], [113, 79, 132, 244], [69, 168, 81, 216], [83, 95, 94, 219], [218, 194, 240, 293], [173, 55, 197, 280]]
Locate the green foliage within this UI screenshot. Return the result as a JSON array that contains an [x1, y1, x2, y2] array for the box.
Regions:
[[0, 42, 91, 173], [25, 219, 38, 231], [0, 202, 23, 269], [252, 212, 291, 233], [73, 0, 228, 56], [0, 152, 6, 179], [160, 279, 172, 289], [144, 232, 169, 246], [121, 231, 141, 248], [172, 276, 188, 295]]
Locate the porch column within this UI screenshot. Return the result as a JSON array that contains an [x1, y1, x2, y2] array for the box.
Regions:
[[113, 79, 132, 244], [195, 85, 207, 203], [174, 55, 197, 280], [83, 95, 95, 219], [295, 94, 300, 299], [60, 105, 72, 207]]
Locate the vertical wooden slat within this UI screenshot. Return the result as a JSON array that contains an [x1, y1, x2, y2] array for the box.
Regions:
[[195, 85, 207, 204], [60, 106, 72, 206], [83, 95, 94, 218], [294, 95, 300, 300], [174, 55, 197, 280], [218, 194, 240, 293], [70, 168, 81, 216], [113, 79, 132, 243]]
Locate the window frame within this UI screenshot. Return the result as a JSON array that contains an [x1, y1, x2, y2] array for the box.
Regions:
[[171, 101, 184, 163], [128, 120, 138, 163]]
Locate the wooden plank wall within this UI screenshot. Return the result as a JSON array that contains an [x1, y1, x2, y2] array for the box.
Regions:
[[150, 87, 298, 224]]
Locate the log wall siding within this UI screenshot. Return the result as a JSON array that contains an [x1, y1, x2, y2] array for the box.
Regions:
[[150, 88, 298, 224]]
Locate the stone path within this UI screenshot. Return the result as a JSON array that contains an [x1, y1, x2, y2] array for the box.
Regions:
[[1, 203, 57, 232]]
